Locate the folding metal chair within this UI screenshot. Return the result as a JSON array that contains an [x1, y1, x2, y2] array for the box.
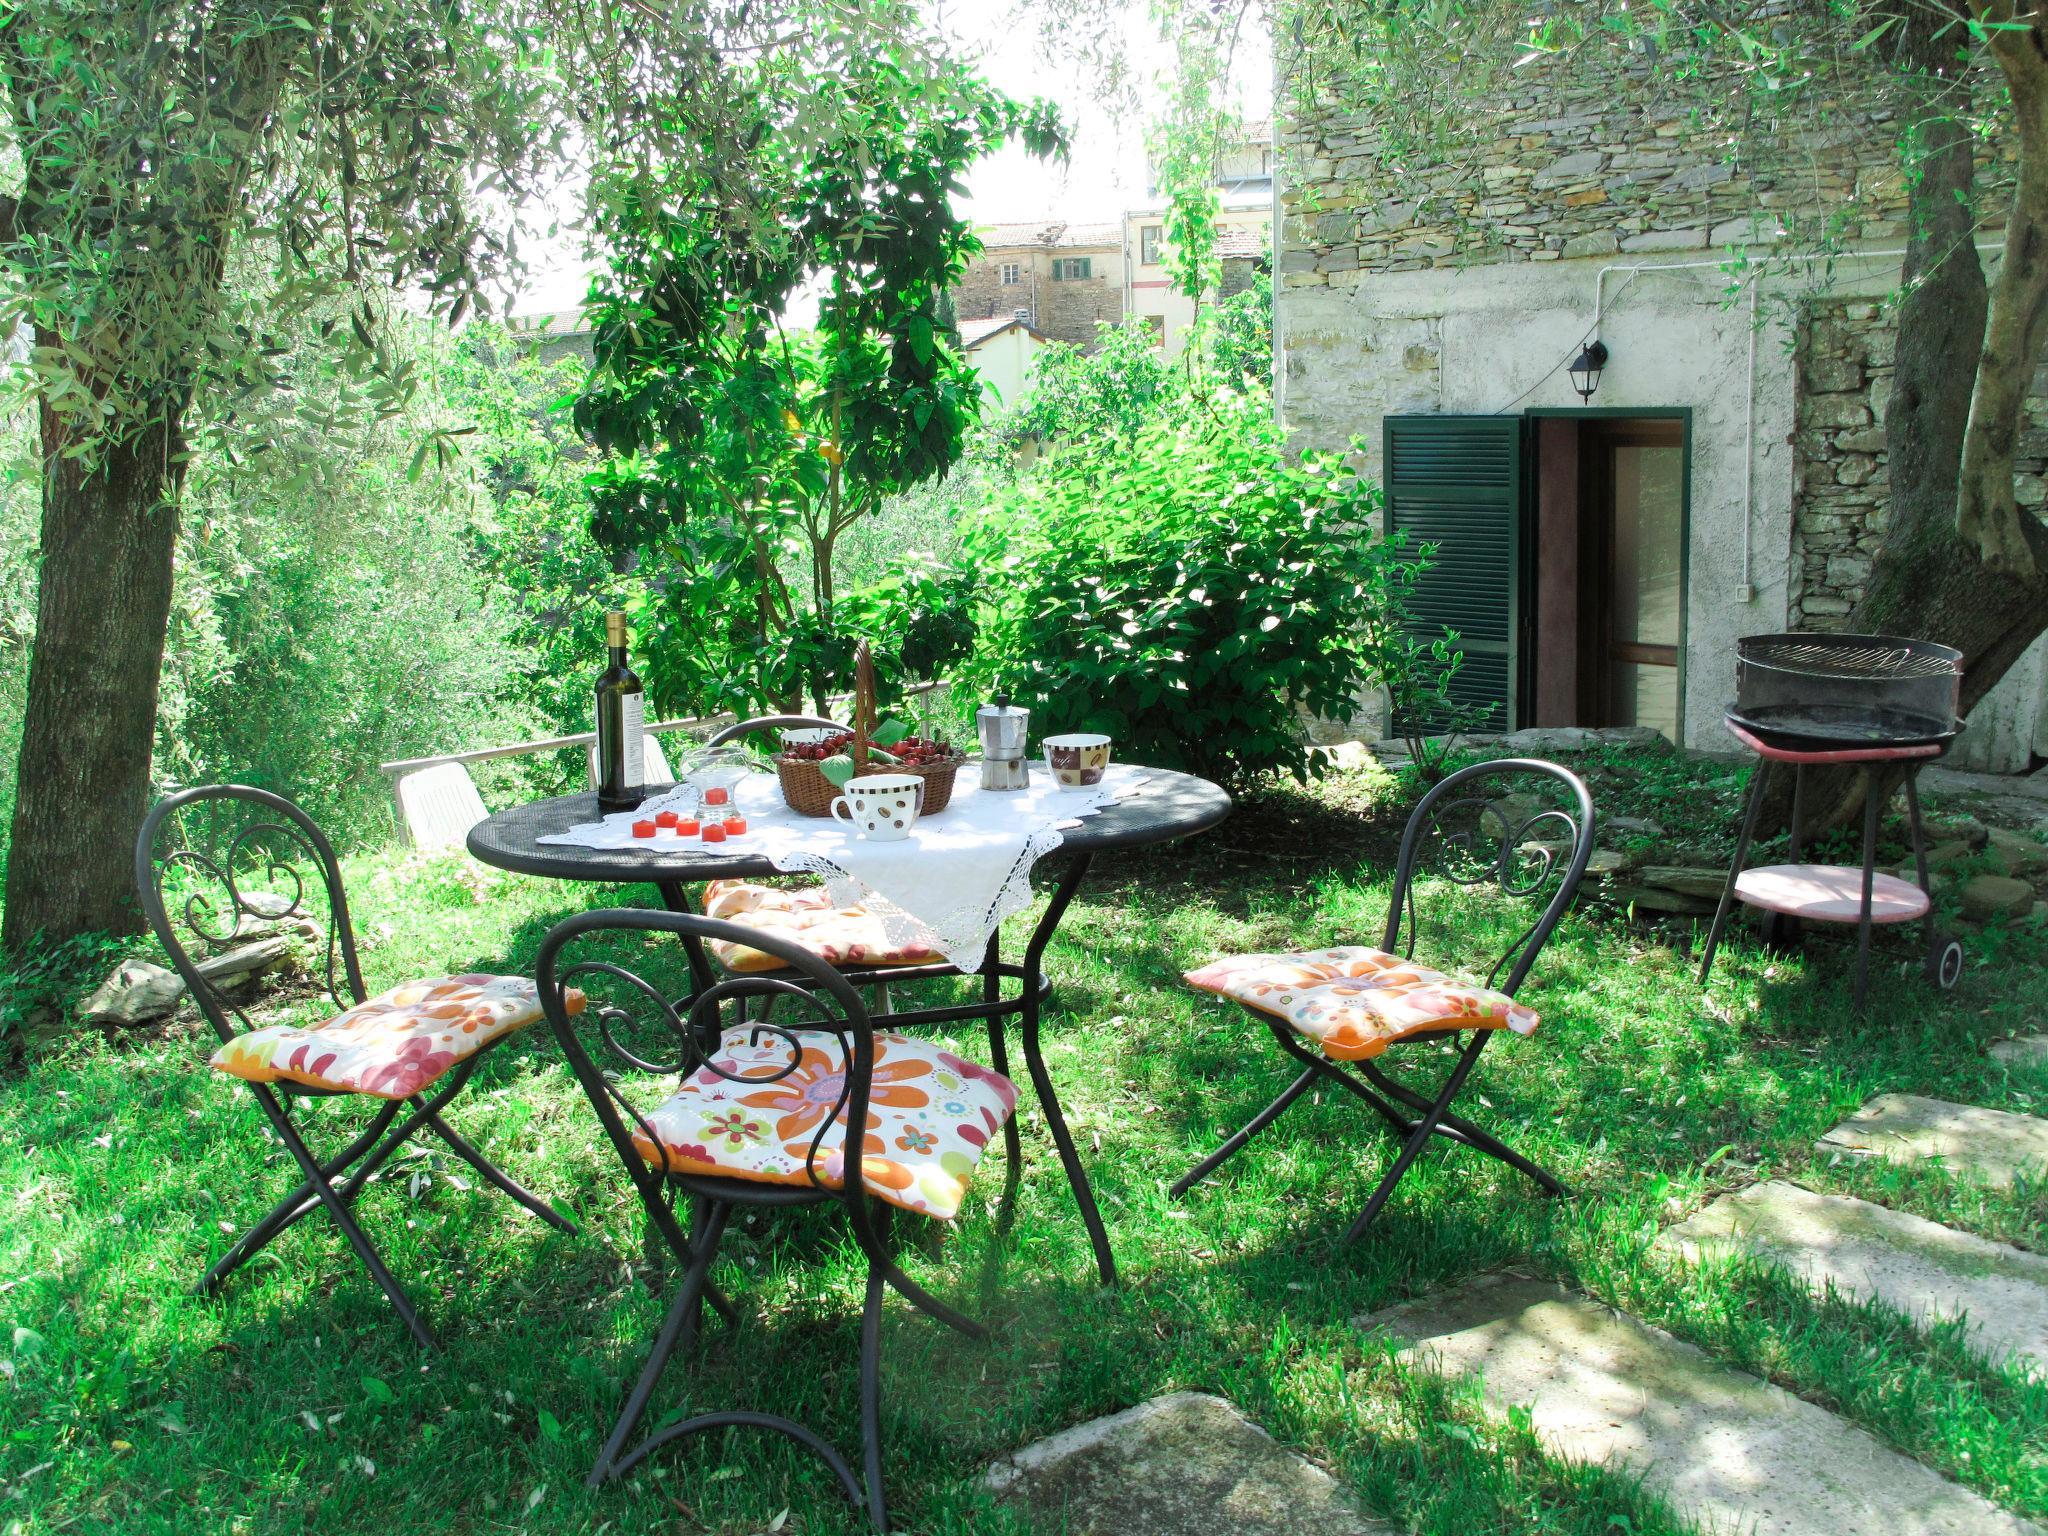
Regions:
[[135, 785, 575, 1349], [1172, 759, 1594, 1241], [536, 906, 1015, 1529]]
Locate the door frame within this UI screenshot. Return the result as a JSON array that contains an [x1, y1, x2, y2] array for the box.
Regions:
[[1522, 406, 1694, 746]]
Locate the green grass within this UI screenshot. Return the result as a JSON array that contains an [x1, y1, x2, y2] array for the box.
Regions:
[[4, 753, 2047, 1535]]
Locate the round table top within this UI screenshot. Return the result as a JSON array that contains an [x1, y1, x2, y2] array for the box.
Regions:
[[465, 765, 1233, 884]]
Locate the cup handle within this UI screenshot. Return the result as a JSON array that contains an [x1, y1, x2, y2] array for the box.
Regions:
[[831, 796, 858, 832], [912, 780, 925, 817]]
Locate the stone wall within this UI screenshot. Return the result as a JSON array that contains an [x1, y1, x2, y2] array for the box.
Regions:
[[1790, 302, 2048, 630], [955, 249, 1122, 346], [1281, 57, 1912, 291]]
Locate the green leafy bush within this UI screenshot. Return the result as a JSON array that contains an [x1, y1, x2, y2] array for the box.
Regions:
[[962, 392, 1406, 787]]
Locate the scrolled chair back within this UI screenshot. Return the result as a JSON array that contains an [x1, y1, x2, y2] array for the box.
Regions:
[[133, 784, 365, 1045], [1383, 757, 1597, 996], [702, 714, 844, 750], [535, 908, 893, 1235]]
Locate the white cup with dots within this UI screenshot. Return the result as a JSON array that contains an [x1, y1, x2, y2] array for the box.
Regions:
[[831, 774, 924, 841]]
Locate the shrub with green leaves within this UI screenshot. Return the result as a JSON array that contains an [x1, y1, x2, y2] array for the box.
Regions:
[[963, 392, 1406, 787]]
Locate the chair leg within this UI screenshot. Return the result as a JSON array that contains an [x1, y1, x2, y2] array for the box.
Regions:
[[982, 936, 1023, 1233], [201, 1100, 403, 1293], [251, 1085, 437, 1349], [424, 1114, 577, 1232], [859, 1256, 890, 1532], [1340, 1034, 1490, 1245], [1358, 1060, 1569, 1197], [591, 1200, 731, 1487], [1170, 1067, 1318, 1199]]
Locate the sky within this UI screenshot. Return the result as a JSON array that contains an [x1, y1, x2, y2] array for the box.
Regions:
[[508, 0, 1271, 318]]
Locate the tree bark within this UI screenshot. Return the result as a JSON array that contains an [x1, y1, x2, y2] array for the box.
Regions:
[[1774, 6, 2048, 833], [2, 393, 185, 949]]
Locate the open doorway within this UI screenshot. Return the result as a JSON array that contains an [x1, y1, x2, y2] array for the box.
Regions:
[[1527, 412, 1688, 740]]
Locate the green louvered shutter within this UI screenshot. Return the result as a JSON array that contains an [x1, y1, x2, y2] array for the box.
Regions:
[[1382, 414, 1523, 734]]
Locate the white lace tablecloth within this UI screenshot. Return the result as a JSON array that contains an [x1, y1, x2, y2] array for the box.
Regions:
[[535, 762, 1148, 970]]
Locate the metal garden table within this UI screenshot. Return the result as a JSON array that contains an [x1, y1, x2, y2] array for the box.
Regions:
[[467, 766, 1231, 1284]]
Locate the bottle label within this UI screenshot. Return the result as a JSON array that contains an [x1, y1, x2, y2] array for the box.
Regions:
[[621, 692, 645, 787]]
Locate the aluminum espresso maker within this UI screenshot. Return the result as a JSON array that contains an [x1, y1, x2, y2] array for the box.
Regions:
[[976, 695, 1031, 790]]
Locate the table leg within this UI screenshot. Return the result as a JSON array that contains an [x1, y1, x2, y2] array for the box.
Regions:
[[980, 932, 1023, 1232], [657, 881, 715, 999], [1018, 853, 1116, 1286]]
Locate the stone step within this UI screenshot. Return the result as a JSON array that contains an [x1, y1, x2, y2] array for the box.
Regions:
[[985, 1391, 1394, 1535], [1657, 1181, 2048, 1374], [1819, 1094, 2048, 1187], [1366, 1275, 2042, 1536]]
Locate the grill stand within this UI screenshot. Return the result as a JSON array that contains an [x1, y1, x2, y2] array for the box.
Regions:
[[1696, 721, 1962, 1012]]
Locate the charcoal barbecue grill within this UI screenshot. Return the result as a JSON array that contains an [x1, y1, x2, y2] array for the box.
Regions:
[[1699, 633, 1965, 1011]]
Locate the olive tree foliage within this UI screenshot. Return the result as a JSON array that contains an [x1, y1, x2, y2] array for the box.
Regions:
[[0, 0, 953, 949]]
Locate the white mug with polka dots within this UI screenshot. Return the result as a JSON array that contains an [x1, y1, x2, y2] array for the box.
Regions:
[[831, 773, 925, 841]]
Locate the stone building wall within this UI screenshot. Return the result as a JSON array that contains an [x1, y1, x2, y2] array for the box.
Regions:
[[1280, 57, 1913, 292], [1790, 302, 2048, 629], [955, 247, 1122, 347]]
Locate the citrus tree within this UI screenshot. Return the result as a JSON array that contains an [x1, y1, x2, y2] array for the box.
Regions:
[[573, 44, 1059, 716]]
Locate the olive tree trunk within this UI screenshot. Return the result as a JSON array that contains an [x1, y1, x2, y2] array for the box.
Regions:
[[1777, 4, 2048, 833], [1, 393, 185, 949]]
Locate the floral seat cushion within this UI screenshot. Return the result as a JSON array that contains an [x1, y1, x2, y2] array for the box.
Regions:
[[702, 879, 942, 973], [1184, 946, 1538, 1062], [210, 974, 581, 1100], [631, 1028, 1017, 1220]]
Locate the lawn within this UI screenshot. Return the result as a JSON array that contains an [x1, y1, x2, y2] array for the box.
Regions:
[[4, 745, 2047, 1535]]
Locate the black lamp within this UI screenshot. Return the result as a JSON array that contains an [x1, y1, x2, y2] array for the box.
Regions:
[[1569, 339, 1609, 400]]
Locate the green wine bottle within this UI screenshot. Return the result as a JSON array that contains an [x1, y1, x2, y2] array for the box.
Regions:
[[595, 611, 646, 812]]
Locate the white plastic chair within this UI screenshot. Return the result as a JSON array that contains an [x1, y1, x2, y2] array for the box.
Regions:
[[394, 762, 490, 851], [585, 730, 675, 791]]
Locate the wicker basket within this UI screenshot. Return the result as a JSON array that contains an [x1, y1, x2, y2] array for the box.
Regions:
[[773, 640, 963, 818]]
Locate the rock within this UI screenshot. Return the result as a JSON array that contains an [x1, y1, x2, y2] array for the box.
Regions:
[[1657, 1180, 2048, 1374], [240, 889, 299, 919], [985, 1392, 1395, 1536], [75, 959, 185, 1025], [1987, 826, 2048, 876], [1605, 815, 1665, 838], [1930, 816, 1991, 851], [1819, 1094, 2048, 1187], [194, 936, 293, 990], [1602, 883, 1716, 915], [1922, 840, 1977, 873], [1633, 865, 1730, 900], [1367, 1275, 2040, 1536], [1961, 874, 2035, 923]]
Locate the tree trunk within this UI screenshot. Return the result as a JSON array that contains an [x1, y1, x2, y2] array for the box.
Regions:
[[2, 396, 185, 950], [1770, 7, 2048, 833]]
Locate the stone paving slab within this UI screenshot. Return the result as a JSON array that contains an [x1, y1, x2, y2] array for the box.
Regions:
[[1991, 1036, 2048, 1070], [984, 1391, 1394, 1535], [1818, 1094, 2048, 1187], [1657, 1180, 2048, 1374], [1364, 1274, 2042, 1536]]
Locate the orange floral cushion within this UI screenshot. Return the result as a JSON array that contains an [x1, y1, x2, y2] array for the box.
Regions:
[[702, 879, 942, 973], [209, 974, 582, 1099], [631, 1028, 1017, 1220], [1184, 946, 1538, 1062]]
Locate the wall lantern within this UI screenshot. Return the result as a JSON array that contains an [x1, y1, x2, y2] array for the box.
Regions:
[[1568, 339, 1609, 401]]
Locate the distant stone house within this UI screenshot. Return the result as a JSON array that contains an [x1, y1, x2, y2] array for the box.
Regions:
[[1276, 56, 2048, 771], [954, 221, 1123, 346]]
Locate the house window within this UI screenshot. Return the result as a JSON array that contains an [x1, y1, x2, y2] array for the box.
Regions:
[[1141, 226, 1163, 266], [1051, 257, 1093, 282], [1000, 262, 1020, 285]]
